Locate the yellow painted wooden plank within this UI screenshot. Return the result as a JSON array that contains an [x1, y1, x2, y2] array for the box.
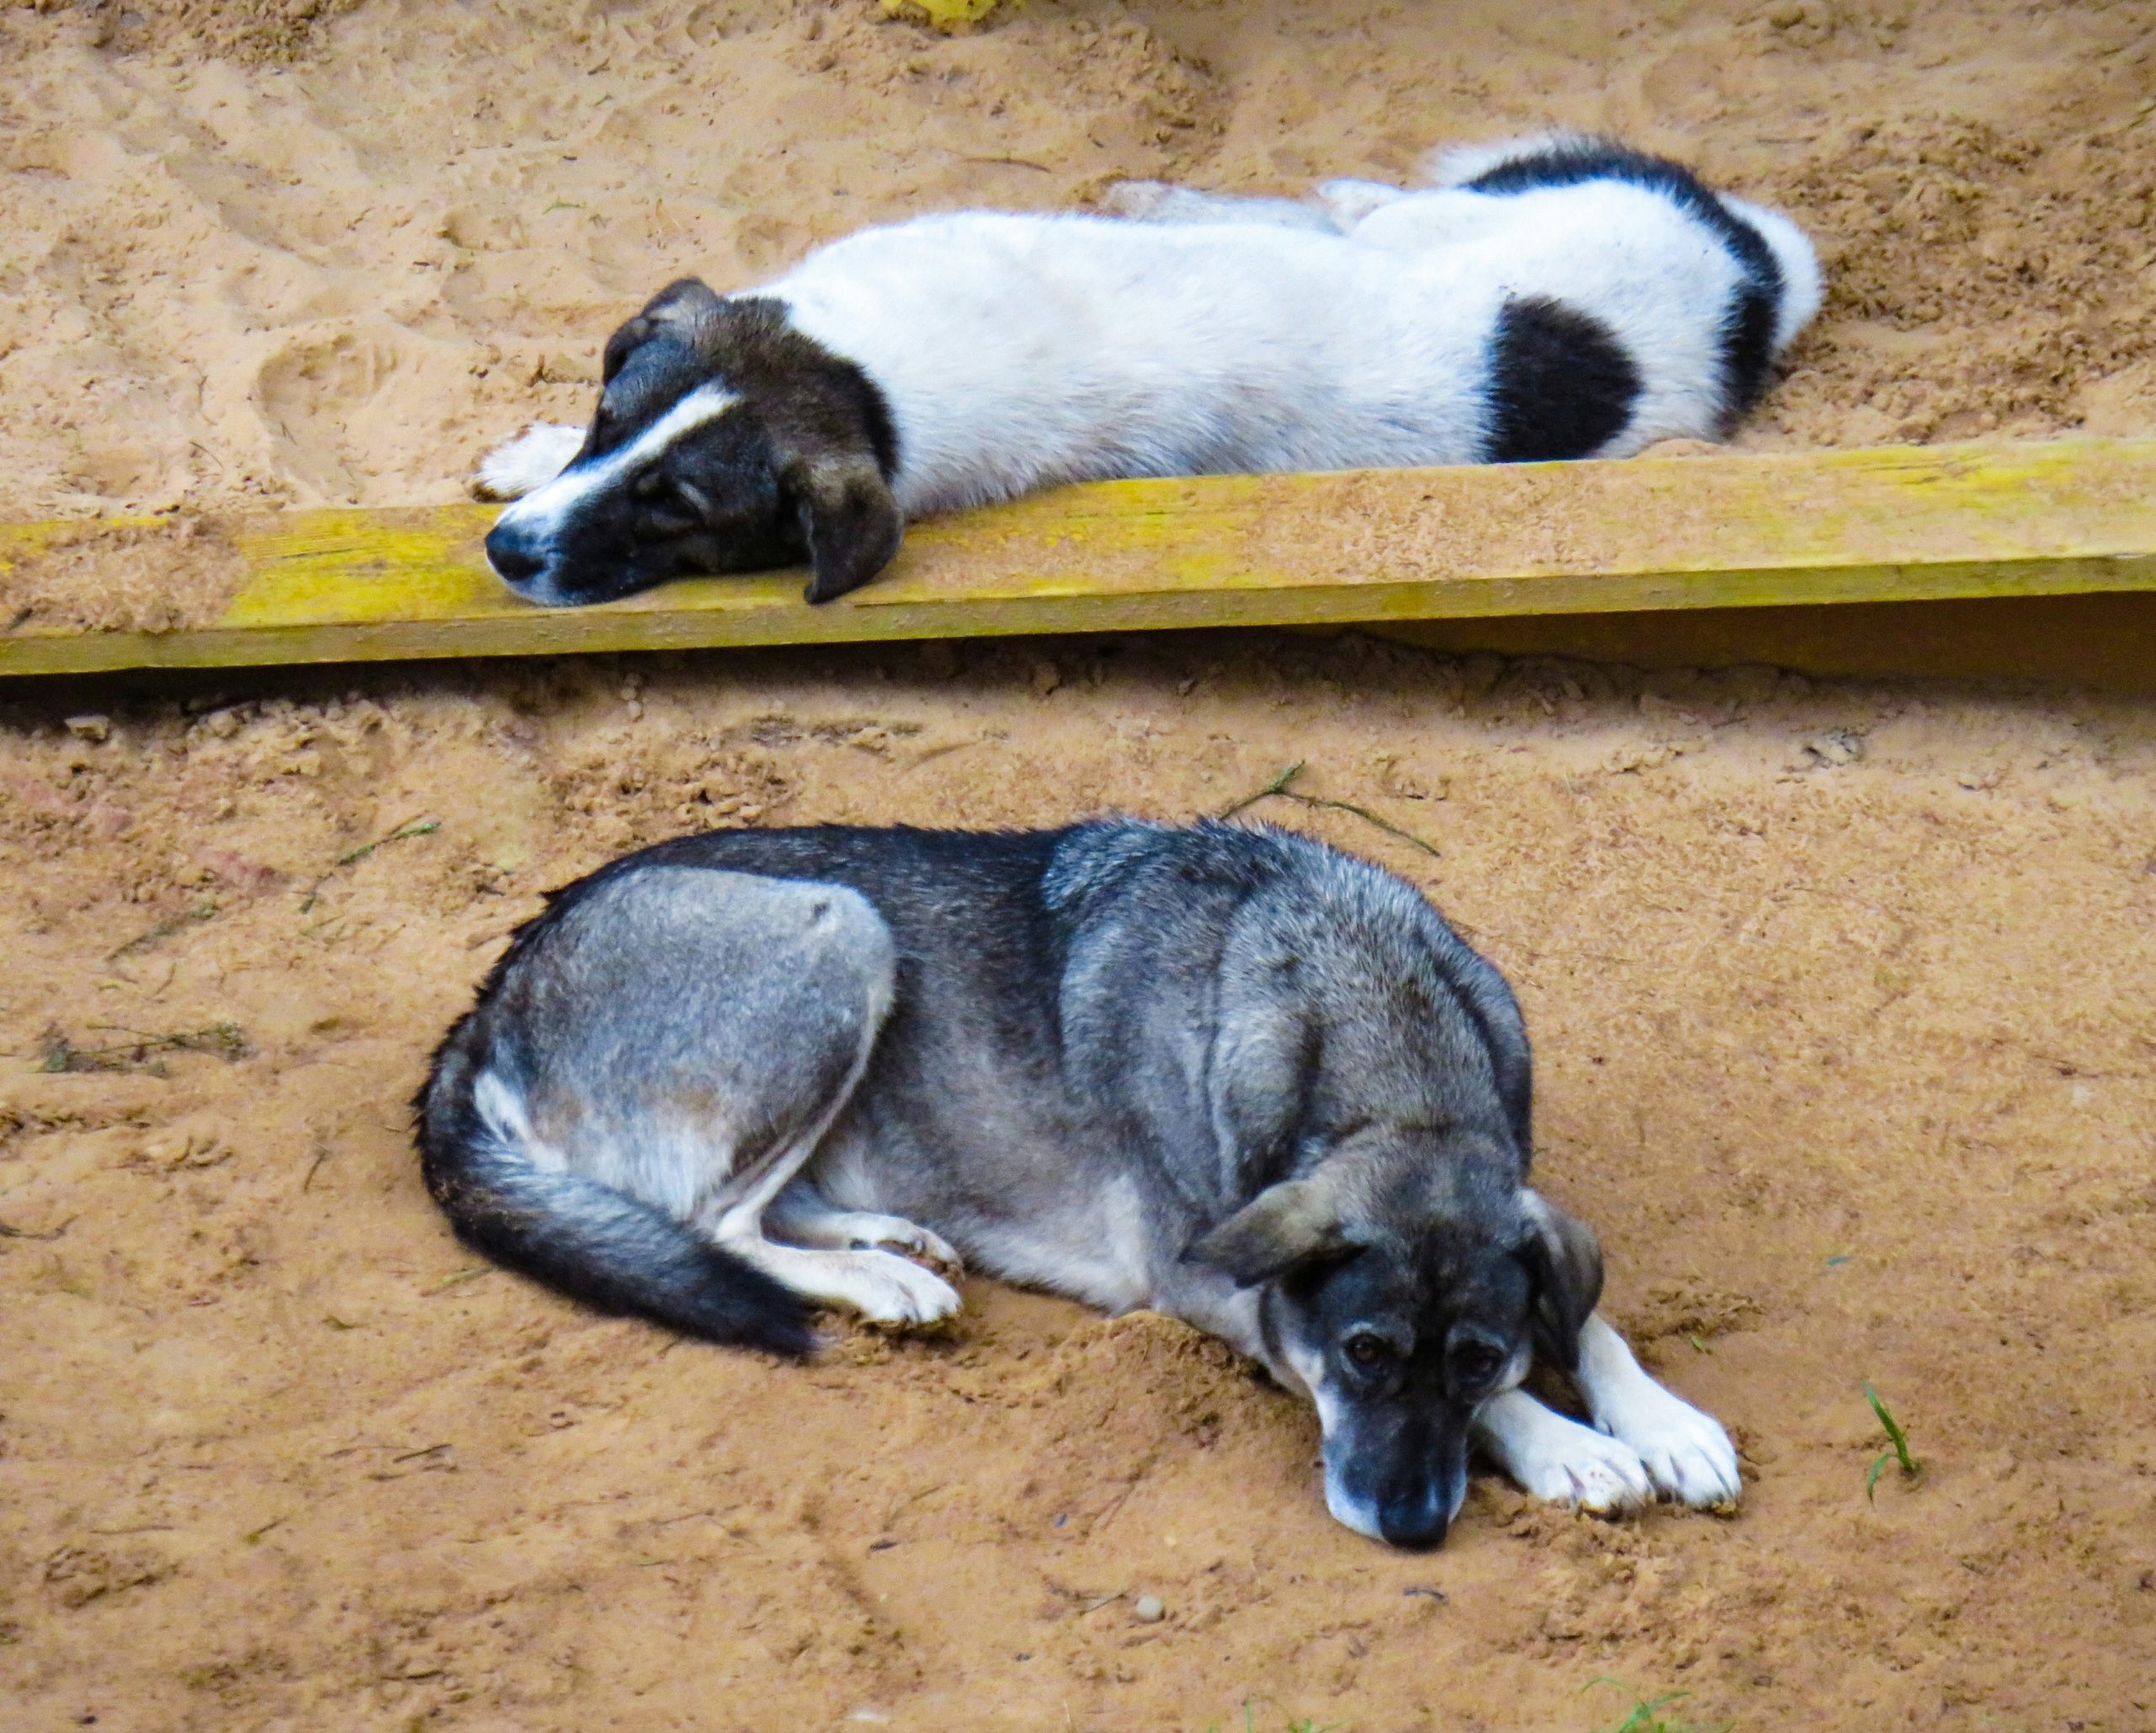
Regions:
[[3, 437, 2156, 678]]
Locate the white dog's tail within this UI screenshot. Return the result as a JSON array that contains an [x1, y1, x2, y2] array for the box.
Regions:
[[1421, 130, 1600, 190], [1720, 196, 1823, 354]]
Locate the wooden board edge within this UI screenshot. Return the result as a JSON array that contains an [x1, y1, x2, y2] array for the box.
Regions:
[[4, 557, 2155, 679]]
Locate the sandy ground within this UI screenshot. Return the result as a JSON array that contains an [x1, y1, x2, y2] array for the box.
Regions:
[[7, 0, 2156, 525], [3, 3, 2156, 1730], [5, 643, 2155, 1733]]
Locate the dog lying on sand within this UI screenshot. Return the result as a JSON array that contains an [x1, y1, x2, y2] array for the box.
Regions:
[[475, 134, 1818, 606], [418, 819, 1740, 1547]]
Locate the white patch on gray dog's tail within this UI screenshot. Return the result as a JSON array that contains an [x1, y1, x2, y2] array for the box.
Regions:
[[415, 1040, 817, 1354]]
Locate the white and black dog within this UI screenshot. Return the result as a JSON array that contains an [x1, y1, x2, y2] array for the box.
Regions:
[[419, 821, 1741, 1548], [477, 134, 1821, 606]]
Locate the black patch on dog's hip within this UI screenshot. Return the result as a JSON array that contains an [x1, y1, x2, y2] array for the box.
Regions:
[[1483, 296, 1641, 463], [1462, 137, 1785, 425]]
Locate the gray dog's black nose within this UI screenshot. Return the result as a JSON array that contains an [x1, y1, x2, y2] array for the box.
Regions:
[[484, 525, 547, 588], [1379, 1513, 1449, 1550], [1378, 1487, 1454, 1550]]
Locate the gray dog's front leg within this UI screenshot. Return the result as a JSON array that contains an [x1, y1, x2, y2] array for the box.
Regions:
[[1471, 1313, 1742, 1510], [1569, 1314, 1742, 1506]]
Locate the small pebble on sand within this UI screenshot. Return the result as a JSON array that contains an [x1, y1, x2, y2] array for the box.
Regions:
[[1132, 1595, 1166, 1624]]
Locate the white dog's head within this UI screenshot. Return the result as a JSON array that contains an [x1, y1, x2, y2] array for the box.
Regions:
[[485, 279, 901, 607]]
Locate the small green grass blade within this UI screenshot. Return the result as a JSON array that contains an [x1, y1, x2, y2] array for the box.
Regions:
[[1862, 1382, 1922, 1497]]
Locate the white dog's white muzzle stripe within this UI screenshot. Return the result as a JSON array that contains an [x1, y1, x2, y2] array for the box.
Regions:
[[494, 381, 744, 543]]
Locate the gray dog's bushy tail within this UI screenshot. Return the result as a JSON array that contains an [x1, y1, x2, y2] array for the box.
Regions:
[[414, 1031, 817, 1357]]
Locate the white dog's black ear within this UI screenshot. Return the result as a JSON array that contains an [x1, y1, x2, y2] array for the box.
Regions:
[[603, 278, 724, 383], [1518, 1189, 1604, 1372], [1187, 1177, 1353, 1288], [782, 451, 903, 605]]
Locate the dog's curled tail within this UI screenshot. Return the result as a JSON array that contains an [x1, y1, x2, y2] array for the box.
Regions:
[[415, 1029, 818, 1357]]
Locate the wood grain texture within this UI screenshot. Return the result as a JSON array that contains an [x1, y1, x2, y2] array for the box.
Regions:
[[3, 437, 2154, 678]]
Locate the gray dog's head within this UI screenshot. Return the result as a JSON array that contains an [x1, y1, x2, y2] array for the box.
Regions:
[[485, 280, 901, 607], [1191, 1136, 1603, 1549]]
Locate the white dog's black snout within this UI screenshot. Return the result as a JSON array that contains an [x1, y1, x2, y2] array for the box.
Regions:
[[484, 520, 548, 589]]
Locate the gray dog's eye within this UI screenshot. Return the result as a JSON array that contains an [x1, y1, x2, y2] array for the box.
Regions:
[[1452, 1342, 1503, 1384], [1344, 1331, 1394, 1369]]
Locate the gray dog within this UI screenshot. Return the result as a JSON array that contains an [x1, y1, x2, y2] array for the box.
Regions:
[[419, 820, 1738, 1547]]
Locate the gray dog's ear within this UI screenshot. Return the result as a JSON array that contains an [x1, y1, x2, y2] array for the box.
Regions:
[[782, 451, 903, 605], [1187, 1177, 1353, 1288], [1518, 1189, 1604, 1373], [603, 278, 723, 383]]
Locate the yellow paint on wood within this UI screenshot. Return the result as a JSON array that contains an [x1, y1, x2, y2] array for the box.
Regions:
[[3, 437, 2156, 679]]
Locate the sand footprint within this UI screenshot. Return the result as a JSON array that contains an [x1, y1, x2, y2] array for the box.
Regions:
[[252, 320, 472, 504]]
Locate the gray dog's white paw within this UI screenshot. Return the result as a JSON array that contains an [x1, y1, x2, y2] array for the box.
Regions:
[[1476, 1389, 1656, 1512], [850, 1218, 963, 1277], [845, 1253, 963, 1328], [1599, 1385, 1743, 1507], [1520, 1418, 1657, 1512]]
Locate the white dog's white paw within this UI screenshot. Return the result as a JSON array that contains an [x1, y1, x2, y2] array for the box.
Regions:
[[1313, 177, 1407, 225], [1598, 1385, 1742, 1508], [474, 423, 585, 500], [1474, 1389, 1655, 1512], [1099, 179, 1182, 221]]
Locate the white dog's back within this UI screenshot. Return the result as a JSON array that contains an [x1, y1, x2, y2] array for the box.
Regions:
[[772, 212, 1503, 515], [474, 135, 1822, 605]]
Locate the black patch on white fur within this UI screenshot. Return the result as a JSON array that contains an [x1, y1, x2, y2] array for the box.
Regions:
[[1461, 137, 1783, 426], [590, 283, 899, 486], [1483, 296, 1641, 463], [664, 292, 899, 483]]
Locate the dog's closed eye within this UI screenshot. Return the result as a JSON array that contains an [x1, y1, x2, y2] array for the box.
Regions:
[[632, 471, 709, 532]]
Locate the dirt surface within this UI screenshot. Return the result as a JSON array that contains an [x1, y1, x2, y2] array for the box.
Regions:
[[0, 518, 246, 637], [3, 3, 2156, 1730], [7, 0, 2156, 532], [4, 645, 2155, 1733]]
